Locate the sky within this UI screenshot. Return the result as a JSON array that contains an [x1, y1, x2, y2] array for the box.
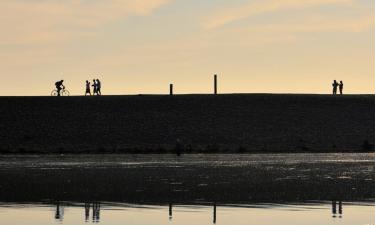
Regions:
[[1, 0, 375, 96]]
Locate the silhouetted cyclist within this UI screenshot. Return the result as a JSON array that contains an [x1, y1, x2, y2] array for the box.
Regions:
[[55, 80, 65, 96], [339, 81, 344, 95]]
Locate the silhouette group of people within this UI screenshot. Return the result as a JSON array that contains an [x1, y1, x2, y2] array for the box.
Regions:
[[85, 79, 102, 96], [332, 80, 344, 95], [55, 79, 347, 96]]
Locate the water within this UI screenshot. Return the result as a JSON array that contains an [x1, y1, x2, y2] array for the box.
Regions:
[[2, 202, 375, 225], [1, 154, 375, 224]]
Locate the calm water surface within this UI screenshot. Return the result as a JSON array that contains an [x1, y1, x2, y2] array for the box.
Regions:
[[1, 202, 375, 225], [1, 154, 375, 224]]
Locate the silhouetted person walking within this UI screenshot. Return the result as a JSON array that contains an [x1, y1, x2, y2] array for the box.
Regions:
[[339, 81, 344, 95], [92, 79, 97, 95], [332, 80, 339, 95], [55, 80, 64, 96], [85, 80, 91, 96], [96, 79, 101, 96]]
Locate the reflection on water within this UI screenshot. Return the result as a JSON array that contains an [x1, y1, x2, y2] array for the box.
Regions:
[[51, 202, 216, 223], [51, 200, 345, 223], [83, 203, 99, 222], [2, 201, 375, 225], [55, 203, 63, 221], [1, 154, 375, 224], [332, 200, 343, 218]]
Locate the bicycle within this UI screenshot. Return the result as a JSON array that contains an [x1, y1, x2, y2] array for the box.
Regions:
[[51, 87, 70, 96]]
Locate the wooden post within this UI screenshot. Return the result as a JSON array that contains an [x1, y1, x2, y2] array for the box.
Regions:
[[170, 84, 173, 95], [214, 75, 218, 95]]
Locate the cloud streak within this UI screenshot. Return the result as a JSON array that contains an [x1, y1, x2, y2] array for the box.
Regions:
[[203, 0, 354, 29], [0, 0, 172, 44], [230, 14, 375, 36]]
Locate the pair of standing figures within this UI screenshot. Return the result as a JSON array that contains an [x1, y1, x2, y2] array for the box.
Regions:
[[85, 79, 101, 96], [332, 80, 343, 95]]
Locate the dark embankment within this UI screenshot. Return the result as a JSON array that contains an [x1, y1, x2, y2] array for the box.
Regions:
[[1, 94, 375, 153]]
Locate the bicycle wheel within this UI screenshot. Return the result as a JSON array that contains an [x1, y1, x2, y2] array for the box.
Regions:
[[51, 90, 59, 96], [62, 89, 70, 96]]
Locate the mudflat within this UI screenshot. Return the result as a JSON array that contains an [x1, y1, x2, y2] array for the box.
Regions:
[[0, 154, 373, 203], [1, 94, 375, 153]]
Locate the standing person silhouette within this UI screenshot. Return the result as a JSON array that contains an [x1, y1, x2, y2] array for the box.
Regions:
[[96, 79, 101, 96], [85, 80, 91, 96], [332, 80, 339, 95], [55, 80, 64, 96], [92, 79, 97, 95], [339, 81, 344, 95]]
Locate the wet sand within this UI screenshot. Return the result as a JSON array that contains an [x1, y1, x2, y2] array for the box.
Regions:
[[0, 154, 374, 203], [1, 94, 375, 153]]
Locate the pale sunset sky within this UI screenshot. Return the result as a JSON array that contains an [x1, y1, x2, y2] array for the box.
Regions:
[[1, 0, 375, 96]]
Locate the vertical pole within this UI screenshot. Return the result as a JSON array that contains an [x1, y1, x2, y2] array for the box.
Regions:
[[170, 84, 173, 96], [214, 75, 218, 95]]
